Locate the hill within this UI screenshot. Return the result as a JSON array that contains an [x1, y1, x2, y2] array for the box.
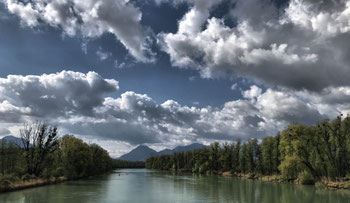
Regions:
[[119, 145, 158, 162], [119, 143, 207, 162], [0, 136, 25, 148]]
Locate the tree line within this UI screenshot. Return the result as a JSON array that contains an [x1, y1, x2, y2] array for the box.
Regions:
[[0, 122, 113, 183], [112, 159, 145, 168], [146, 115, 350, 183]]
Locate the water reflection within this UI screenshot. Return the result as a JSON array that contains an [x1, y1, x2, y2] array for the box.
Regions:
[[0, 169, 349, 203]]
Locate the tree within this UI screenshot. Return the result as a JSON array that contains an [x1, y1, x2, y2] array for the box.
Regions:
[[272, 133, 281, 174], [231, 139, 241, 173], [20, 122, 58, 176], [220, 142, 233, 172], [209, 142, 220, 172], [59, 135, 92, 178], [262, 136, 274, 175], [279, 124, 319, 179], [0, 141, 23, 175], [89, 144, 112, 174], [240, 143, 248, 173]]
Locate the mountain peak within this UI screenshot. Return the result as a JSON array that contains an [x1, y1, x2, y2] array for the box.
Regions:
[[0, 135, 24, 147], [135, 145, 151, 149], [119, 145, 157, 162], [119, 143, 207, 162]]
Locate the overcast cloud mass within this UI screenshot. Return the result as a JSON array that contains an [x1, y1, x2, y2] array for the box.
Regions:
[[1, 0, 350, 156]]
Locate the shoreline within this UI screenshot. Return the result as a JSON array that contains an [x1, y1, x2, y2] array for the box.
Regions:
[[0, 171, 115, 194], [223, 172, 350, 190], [165, 169, 350, 190], [0, 176, 68, 194]]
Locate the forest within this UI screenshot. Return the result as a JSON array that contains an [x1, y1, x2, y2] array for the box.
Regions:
[[0, 122, 113, 190], [112, 159, 145, 168], [146, 115, 350, 185]]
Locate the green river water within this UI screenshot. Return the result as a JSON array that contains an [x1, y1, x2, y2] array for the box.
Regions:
[[0, 169, 349, 203]]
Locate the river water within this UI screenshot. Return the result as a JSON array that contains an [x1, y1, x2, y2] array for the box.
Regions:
[[0, 169, 349, 203]]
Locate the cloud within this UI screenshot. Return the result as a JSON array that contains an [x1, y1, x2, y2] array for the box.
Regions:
[[230, 83, 237, 90], [1, 0, 155, 62], [0, 71, 119, 118], [1, 71, 350, 155], [0, 128, 11, 136], [283, 0, 350, 37], [96, 47, 112, 61], [159, 0, 350, 91]]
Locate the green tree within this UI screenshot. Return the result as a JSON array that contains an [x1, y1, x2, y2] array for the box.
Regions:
[[220, 142, 233, 172], [20, 122, 58, 176], [209, 142, 220, 172], [60, 135, 92, 178]]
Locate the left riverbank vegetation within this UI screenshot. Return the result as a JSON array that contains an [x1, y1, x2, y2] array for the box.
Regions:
[[0, 122, 120, 192], [146, 114, 350, 189]]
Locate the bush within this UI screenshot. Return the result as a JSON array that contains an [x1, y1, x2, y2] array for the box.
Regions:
[[51, 167, 65, 177], [21, 174, 36, 181], [299, 170, 315, 185], [1, 174, 20, 182], [343, 182, 350, 189], [345, 173, 350, 181], [279, 156, 300, 180], [199, 162, 209, 174], [0, 179, 11, 188], [315, 182, 327, 189]]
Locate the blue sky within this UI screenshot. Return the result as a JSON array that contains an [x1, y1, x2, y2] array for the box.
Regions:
[[0, 0, 350, 156], [0, 1, 248, 108]]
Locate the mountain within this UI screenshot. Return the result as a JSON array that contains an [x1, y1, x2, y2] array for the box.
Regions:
[[0, 136, 25, 148], [173, 143, 206, 153], [119, 145, 157, 162], [119, 143, 207, 162], [157, 149, 173, 155]]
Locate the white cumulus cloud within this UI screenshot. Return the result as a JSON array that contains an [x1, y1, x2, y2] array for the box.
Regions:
[[2, 0, 155, 62]]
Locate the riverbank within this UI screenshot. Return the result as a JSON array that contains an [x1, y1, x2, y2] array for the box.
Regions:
[[166, 169, 350, 190], [221, 171, 350, 190], [0, 168, 133, 194], [0, 176, 68, 193]]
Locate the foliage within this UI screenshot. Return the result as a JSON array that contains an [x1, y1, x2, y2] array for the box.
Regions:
[[146, 114, 350, 183], [0, 123, 113, 183], [299, 170, 315, 185], [20, 122, 59, 176], [112, 159, 145, 168]]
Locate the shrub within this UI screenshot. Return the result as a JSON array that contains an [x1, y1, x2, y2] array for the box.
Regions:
[[2, 174, 20, 182], [21, 174, 36, 181], [51, 167, 65, 178], [279, 156, 300, 180], [315, 182, 327, 189], [345, 173, 350, 181], [299, 170, 315, 185], [199, 162, 209, 173]]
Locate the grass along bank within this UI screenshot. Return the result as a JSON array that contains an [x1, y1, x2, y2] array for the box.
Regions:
[[222, 172, 350, 190], [0, 176, 67, 193]]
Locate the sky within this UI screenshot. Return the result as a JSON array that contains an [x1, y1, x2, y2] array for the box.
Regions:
[[1, 0, 350, 157]]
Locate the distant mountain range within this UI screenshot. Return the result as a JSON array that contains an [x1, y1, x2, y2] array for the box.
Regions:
[[119, 143, 207, 162], [0, 136, 25, 148]]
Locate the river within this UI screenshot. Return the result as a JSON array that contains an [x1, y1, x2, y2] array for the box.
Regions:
[[0, 169, 349, 203]]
